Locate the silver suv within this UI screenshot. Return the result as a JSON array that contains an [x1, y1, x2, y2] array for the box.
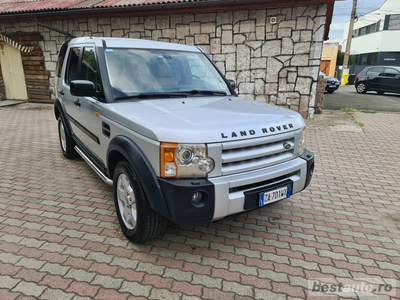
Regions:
[[54, 37, 314, 243]]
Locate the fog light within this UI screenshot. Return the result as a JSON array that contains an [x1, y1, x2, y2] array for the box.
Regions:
[[191, 192, 202, 203]]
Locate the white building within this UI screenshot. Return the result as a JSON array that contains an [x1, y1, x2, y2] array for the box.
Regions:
[[342, 0, 400, 71]]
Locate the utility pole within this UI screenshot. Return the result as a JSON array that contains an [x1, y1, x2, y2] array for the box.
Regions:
[[343, 0, 357, 72]]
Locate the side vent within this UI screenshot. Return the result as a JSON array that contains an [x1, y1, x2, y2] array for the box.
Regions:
[[102, 122, 110, 138]]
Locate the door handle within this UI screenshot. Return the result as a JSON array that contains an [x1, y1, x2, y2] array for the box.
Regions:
[[59, 90, 64, 95], [74, 99, 81, 107]]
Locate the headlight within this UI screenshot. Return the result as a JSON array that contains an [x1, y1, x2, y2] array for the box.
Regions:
[[160, 143, 215, 178], [298, 126, 307, 156]]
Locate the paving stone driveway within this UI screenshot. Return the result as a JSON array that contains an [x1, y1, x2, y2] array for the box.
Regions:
[[0, 104, 399, 300]]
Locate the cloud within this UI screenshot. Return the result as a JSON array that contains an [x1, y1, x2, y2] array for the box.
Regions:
[[330, 22, 345, 31]]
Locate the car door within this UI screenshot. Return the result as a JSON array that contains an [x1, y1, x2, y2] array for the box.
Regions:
[[381, 67, 400, 93], [366, 67, 384, 90], [62, 45, 105, 162]]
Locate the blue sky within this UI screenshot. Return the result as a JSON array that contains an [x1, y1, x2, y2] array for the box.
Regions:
[[328, 0, 387, 44]]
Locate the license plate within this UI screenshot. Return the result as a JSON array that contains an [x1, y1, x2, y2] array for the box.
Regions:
[[329, 85, 336, 88], [259, 185, 291, 206]]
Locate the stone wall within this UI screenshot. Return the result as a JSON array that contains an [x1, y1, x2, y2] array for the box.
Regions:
[[0, 3, 327, 118]]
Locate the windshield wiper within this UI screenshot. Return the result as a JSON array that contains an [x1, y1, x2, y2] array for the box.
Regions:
[[115, 92, 188, 100], [181, 90, 228, 96]]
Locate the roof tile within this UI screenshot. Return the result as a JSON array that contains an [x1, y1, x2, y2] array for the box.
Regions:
[[0, 0, 205, 14]]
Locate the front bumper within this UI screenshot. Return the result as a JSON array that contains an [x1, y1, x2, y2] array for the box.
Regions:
[[326, 83, 340, 91], [158, 150, 314, 225]]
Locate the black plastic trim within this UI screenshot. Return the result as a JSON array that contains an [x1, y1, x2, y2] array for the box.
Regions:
[[107, 136, 171, 219], [300, 149, 314, 191], [67, 113, 100, 144], [158, 178, 215, 225], [96, 44, 114, 103], [244, 179, 293, 211], [54, 98, 72, 136]]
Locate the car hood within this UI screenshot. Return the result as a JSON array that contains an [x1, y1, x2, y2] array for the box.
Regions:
[[104, 96, 305, 143]]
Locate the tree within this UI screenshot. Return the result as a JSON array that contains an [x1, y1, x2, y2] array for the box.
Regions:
[[337, 51, 355, 66]]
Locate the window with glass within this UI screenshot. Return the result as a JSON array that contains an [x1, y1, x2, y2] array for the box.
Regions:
[[384, 68, 400, 77], [104, 48, 231, 99], [66, 47, 80, 85], [353, 21, 380, 37], [367, 67, 384, 76], [386, 14, 400, 30], [80, 47, 99, 88]]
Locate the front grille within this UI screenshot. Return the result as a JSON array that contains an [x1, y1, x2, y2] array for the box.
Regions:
[[220, 132, 296, 176]]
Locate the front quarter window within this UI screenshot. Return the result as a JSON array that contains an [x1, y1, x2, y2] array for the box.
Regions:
[[80, 47, 99, 89], [66, 47, 80, 85], [104, 48, 231, 98]]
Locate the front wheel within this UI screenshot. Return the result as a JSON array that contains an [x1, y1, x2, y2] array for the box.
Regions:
[[113, 160, 167, 243], [356, 82, 367, 94], [327, 90, 334, 94], [58, 117, 78, 158]]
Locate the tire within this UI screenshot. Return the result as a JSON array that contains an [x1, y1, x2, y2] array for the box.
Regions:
[[327, 90, 334, 93], [113, 160, 167, 243], [356, 82, 367, 94], [377, 91, 385, 95], [58, 117, 78, 158]]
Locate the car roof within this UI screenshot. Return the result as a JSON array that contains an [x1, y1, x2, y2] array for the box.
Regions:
[[68, 37, 201, 53]]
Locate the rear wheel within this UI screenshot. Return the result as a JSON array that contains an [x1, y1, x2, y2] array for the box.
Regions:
[[58, 117, 78, 158], [356, 82, 367, 94], [113, 160, 167, 243]]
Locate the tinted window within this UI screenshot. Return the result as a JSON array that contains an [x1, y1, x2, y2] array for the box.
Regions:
[[56, 41, 70, 78], [384, 68, 400, 77], [80, 47, 99, 87], [66, 47, 80, 84], [366, 67, 384, 76]]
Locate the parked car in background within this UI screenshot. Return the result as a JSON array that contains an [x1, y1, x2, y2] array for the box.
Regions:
[[355, 66, 400, 95], [319, 71, 340, 93]]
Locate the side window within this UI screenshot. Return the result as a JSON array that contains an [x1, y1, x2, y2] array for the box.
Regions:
[[56, 41, 70, 78], [80, 47, 99, 88], [66, 47, 81, 85], [384, 68, 400, 77], [366, 67, 384, 76]]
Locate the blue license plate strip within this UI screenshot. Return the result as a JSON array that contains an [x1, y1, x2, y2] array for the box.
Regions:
[[259, 185, 292, 206]]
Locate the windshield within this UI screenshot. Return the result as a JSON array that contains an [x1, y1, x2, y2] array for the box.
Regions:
[[104, 48, 231, 98]]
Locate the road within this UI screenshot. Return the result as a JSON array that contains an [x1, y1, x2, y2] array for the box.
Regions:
[[323, 85, 400, 112]]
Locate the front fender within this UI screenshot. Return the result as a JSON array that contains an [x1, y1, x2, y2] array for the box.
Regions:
[[54, 98, 72, 136], [107, 136, 171, 219]]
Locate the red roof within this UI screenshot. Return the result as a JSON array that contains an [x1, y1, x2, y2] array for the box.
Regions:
[[0, 0, 205, 14]]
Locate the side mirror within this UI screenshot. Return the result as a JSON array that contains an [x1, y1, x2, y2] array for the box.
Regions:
[[70, 80, 96, 97], [227, 79, 236, 89]]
